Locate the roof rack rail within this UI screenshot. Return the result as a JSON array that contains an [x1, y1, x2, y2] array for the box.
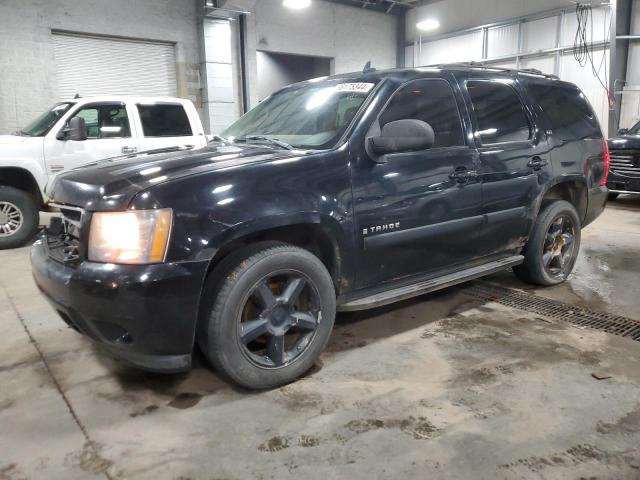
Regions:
[[435, 62, 559, 80]]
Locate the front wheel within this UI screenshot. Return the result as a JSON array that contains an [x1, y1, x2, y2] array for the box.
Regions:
[[198, 243, 336, 389], [514, 200, 581, 286], [0, 186, 39, 249]]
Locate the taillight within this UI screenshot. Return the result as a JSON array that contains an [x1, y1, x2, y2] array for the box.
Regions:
[[601, 139, 610, 186]]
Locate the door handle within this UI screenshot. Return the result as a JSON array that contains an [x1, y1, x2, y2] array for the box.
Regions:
[[122, 146, 138, 154], [527, 156, 548, 170], [449, 168, 478, 183]]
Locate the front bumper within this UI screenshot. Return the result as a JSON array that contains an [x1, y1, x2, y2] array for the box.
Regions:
[[30, 236, 209, 372], [606, 171, 640, 194]]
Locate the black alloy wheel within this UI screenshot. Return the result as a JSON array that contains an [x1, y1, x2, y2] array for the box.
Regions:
[[238, 272, 321, 368]]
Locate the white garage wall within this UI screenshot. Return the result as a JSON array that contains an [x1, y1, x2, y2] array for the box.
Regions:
[[406, 4, 613, 136]]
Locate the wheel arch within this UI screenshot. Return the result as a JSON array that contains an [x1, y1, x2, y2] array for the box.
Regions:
[[537, 177, 588, 225], [0, 167, 44, 207], [203, 213, 350, 297]]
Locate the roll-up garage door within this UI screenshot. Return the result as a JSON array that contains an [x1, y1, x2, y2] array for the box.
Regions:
[[52, 33, 177, 100]]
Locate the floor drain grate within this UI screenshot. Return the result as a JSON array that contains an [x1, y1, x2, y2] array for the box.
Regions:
[[460, 282, 640, 341]]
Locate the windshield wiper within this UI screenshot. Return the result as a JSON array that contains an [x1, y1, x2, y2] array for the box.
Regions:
[[233, 135, 293, 150]]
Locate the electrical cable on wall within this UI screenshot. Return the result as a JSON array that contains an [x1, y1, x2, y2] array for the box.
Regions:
[[573, 2, 613, 107]]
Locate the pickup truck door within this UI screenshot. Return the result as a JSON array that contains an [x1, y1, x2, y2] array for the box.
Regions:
[[458, 75, 551, 258], [43, 101, 140, 175], [132, 102, 206, 152], [351, 77, 483, 290]]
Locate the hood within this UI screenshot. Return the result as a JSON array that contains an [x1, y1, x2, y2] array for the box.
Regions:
[[608, 134, 640, 150], [47, 144, 309, 211], [0, 134, 30, 145]]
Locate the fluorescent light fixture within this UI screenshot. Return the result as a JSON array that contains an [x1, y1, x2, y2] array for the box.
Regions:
[[417, 19, 440, 31], [283, 0, 311, 9]]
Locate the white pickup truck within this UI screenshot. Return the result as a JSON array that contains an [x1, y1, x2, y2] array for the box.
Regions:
[[0, 96, 208, 248]]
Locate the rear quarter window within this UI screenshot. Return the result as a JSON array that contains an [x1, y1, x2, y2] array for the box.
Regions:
[[137, 104, 193, 137], [528, 84, 601, 140]]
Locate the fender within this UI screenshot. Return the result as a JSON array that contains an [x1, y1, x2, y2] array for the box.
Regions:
[[532, 174, 589, 225]]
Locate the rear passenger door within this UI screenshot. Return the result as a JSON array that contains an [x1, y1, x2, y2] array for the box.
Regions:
[[459, 75, 552, 258], [134, 102, 200, 151]]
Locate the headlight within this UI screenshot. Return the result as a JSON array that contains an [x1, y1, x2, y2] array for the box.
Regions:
[[88, 209, 172, 264]]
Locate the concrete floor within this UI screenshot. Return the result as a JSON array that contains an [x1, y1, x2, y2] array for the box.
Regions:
[[1, 198, 640, 480]]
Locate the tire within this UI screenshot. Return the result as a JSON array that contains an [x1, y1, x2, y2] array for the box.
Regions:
[[513, 200, 581, 286], [608, 192, 619, 201], [197, 242, 336, 390], [0, 186, 39, 249]]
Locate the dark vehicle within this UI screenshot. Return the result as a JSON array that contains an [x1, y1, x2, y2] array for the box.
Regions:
[[607, 121, 640, 199], [31, 65, 609, 389]]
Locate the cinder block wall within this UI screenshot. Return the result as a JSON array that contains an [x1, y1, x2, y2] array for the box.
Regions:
[[0, 0, 201, 134]]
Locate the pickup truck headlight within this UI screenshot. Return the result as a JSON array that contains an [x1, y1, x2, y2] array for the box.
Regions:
[[88, 209, 172, 264]]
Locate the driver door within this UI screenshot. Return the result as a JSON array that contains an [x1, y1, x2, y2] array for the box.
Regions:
[[43, 102, 139, 175], [351, 77, 483, 289]]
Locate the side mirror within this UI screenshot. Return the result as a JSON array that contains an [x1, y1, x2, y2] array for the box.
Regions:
[[370, 119, 434, 156], [58, 116, 87, 141], [618, 128, 629, 136]]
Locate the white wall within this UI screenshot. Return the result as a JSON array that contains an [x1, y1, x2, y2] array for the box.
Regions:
[[256, 51, 330, 100], [0, 0, 201, 134], [234, 0, 398, 109], [405, 1, 613, 136], [406, 0, 573, 42]]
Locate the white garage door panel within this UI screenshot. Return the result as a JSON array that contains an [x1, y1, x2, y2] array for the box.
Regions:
[[53, 34, 177, 100]]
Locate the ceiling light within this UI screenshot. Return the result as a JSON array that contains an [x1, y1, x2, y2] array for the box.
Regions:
[[417, 19, 440, 32], [283, 0, 311, 9]]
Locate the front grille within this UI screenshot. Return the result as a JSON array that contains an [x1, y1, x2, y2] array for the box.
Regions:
[[47, 203, 85, 264], [610, 152, 640, 177]]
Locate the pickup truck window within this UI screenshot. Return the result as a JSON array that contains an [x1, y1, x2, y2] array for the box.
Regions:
[[221, 80, 379, 150], [467, 81, 531, 145], [72, 103, 131, 139], [527, 84, 601, 140], [137, 104, 193, 137], [380, 79, 464, 148], [19, 102, 75, 137]]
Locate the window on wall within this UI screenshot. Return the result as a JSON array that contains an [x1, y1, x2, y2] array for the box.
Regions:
[[379, 79, 465, 148], [137, 104, 192, 137], [72, 103, 131, 139], [467, 81, 531, 144]]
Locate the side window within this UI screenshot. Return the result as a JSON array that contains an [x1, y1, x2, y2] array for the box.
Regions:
[[528, 84, 601, 140], [467, 81, 531, 144], [379, 79, 465, 148], [137, 104, 193, 137], [72, 104, 131, 139]]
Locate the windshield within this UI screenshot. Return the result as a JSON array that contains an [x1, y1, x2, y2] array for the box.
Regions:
[[20, 102, 75, 137], [221, 80, 379, 149], [628, 120, 640, 135]]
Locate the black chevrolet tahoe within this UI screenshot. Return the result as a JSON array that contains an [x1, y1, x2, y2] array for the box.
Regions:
[[607, 121, 640, 199], [32, 65, 609, 389]]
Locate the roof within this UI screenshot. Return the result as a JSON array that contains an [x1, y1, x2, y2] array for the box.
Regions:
[[58, 95, 192, 104]]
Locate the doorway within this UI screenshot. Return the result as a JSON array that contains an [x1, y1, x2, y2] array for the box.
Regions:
[[256, 51, 332, 100]]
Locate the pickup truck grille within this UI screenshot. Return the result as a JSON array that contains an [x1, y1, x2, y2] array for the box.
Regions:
[[610, 152, 640, 177], [47, 203, 85, 264]]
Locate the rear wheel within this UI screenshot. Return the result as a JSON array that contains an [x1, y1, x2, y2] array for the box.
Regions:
[[198, 243, 336, 389], [0, 186, 39, 249], [514, 200, 581, 286]]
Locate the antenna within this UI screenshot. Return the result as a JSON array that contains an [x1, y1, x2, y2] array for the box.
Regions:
[[363, 61, 376, 74]]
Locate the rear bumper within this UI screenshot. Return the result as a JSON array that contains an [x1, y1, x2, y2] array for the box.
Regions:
[[583, 185, 608, 228], [30, 236, 208, 373]]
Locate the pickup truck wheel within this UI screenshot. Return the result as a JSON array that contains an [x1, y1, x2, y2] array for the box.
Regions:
[[0, 187, 39, 249], [198, 243, 336, 390], [514, 200, 581, 286]]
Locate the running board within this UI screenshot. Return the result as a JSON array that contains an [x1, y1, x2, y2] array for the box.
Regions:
[[338, 255, 524, 312]]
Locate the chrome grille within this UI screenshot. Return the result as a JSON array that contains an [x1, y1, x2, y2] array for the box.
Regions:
[[50, 203, 84, 239], [610, 153, 640, 177]]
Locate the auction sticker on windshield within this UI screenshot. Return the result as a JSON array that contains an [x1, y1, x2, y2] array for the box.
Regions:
[[335, 83, 375, 93]]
